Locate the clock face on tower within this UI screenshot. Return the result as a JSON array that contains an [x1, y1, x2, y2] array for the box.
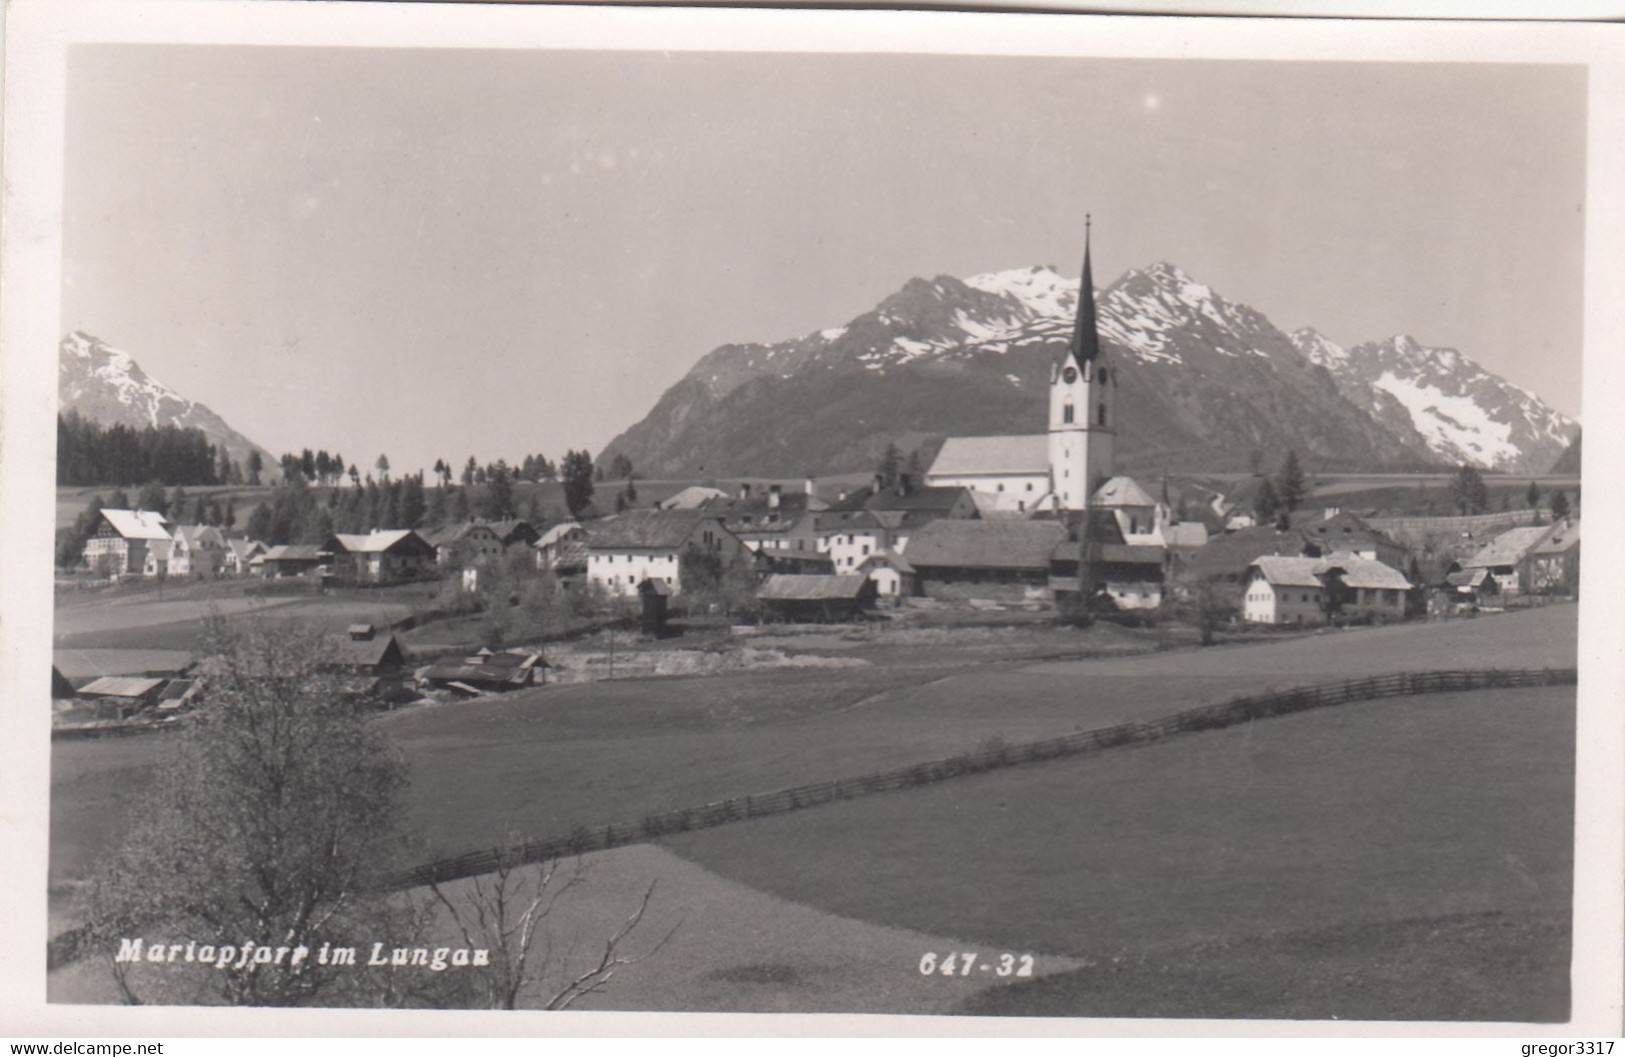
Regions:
[[1062, 366, 1078, 384]]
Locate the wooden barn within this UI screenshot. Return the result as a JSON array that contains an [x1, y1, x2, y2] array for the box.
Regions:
[[756, 574, 877, 623]]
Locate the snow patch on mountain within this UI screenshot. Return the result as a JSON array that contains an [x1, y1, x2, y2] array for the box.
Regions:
[[1370, 370, 1519, 466]]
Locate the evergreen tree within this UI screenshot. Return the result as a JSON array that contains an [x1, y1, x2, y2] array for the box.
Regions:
[[1254, 478, 1279, 524], [448, 486, 472, 523], [462, 457, 478, 488], [1551, 489, 1570, 521], [624, 478, 639, 506], [484, 463, 515, 520], [1274, 450, 1306, 513], [109, 487, 132, 510], [348, 463, 361, 488], [561, 450, 595, 517], [608, 453, 634, 481], [1525, 480, 1541, 509], [399, 473, 427, 528], [138, 480, 168, 515], [876, 442, 902, 490], [426, 485, 448, 527], [247, 451, 263, 486], [1448, 464, 1490, 515], [375, 453, 390, 483]]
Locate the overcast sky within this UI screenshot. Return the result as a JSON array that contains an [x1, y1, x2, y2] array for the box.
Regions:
[[62, 45, 1586, 478]]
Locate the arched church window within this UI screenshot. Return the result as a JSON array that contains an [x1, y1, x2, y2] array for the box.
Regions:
[[1063, 403, 1074, 424], [1098, 403, 1108, 425], [1098, 368, 1108, 385]]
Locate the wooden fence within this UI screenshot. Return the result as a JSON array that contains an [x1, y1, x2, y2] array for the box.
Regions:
[[380, 665, 1576, 892]]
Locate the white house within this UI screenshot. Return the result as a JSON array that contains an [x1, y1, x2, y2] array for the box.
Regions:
[[169, 524, 227, 578], [586, 509, 745, 598], [82, 508, 171, 578], [222, 538, 267, 576], [1244, 553, 1412, 626]]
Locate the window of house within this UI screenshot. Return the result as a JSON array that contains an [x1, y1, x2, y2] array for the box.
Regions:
[[1063, 404, 1075, 424], [863, 544, 871, 556], [997, 483, 1004, 492], [1026, 483, 1033, 491]]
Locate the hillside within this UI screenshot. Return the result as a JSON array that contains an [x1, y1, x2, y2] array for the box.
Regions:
[[59, 331, 274, 478], [601, 263, 1575, 478]]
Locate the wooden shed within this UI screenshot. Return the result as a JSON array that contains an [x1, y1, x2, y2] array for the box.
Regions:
[[756, 574, 876, 623]]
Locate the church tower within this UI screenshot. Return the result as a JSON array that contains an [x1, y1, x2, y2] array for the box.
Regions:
[[1048, 217, 1115, 511]]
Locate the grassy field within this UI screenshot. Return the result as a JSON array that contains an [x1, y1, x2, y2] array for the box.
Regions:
[[50, 605, 1575, 890], [660, 684, 1575, 1021]]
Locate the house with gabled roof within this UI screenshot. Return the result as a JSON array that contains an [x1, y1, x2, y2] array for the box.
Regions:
[[82, 508, 171, 578], [1522, 518, 1579, 596], [259, 544, 330, 579], [1243, 552, 1413, 626], [328, 529, 437, 583], [1460, 524, 1553, 597], [142, 539, 174, 579], [756, 573, 876, 622], [586, 509, 745, 598], [424, 522, 505, 567], [169, 524, 227, 578], [906, 519, 1068, 601], [223, 538, 268, 576]]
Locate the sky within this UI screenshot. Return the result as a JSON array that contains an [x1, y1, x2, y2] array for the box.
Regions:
[[61, 45, 1587, 478]]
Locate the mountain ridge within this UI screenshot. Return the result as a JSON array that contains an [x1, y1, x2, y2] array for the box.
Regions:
[[600, 262, 1577, 479], [59, 331, 276, 479]]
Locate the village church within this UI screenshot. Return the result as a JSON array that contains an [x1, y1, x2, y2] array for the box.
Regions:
[[925, 220, 1167, 545]]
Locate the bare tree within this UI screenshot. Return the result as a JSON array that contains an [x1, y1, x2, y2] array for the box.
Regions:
[[428, 844, 678, 1011], [84, 616, 411, 1007]]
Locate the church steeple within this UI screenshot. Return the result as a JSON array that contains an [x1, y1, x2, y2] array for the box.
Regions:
[[1048, 216, 1115, 512], [1069, 214, 1102, 365]]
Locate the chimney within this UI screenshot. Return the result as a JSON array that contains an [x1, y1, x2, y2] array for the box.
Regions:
[[873, 473, 884, 493], [804, 475, 817, 498], [1324, 506, 1341, 520], [768, 484, 782, 509], [739, 482, 752, 500]]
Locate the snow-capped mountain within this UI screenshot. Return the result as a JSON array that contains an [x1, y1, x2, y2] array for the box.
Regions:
[[59, 331, 273, 476], [599, 261, 1514, 479], [1290, 328, 1577, 474]]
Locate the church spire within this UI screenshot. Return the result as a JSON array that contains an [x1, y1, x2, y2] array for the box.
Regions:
[[1068, 215, 1102, 364]]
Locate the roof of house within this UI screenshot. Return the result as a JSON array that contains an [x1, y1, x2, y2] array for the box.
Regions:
[[905, 519, 1067, 571], [1093, 476, 1157, 509], [487, 520, 538, 544], [587, 509, 724, 550], [859, 549, 915, 574], [424, 522, 501, 547], [1250, 553, 1412, 591], [227, 538, 267, 560], [1173, 525, 1314, 580], [1097, 543, 1166, 565], [864, 483, 970, 514], [1162, 522, 1210, 548], [1529, 519, 1580, 555], [172, 524, 226, 548], [263, 544, 328, 562], [331, 635, 405, 668], [1249, 555, 1326, 588], [926, 434, 1047, 477], [659, 485, 730, 510], [100, 508, 171, 541], [1461, 525, 1551, 569], [78, 675, 166, 698], [158, 679, 196, 702], [332, 529, 427, 554], [1319, 552, 1413, 590], [757, 573, 872, 601], [534, 520, 584, 550], [420, 663, 530, 686], [1447, 568, 1496, 588]]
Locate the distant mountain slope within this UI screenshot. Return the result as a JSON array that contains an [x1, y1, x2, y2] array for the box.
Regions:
[[600, 261, 1555, 478], [59, 331, 274, 476], [1549, 430, 1581, 475], [1290, 329, 1576, 474]]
